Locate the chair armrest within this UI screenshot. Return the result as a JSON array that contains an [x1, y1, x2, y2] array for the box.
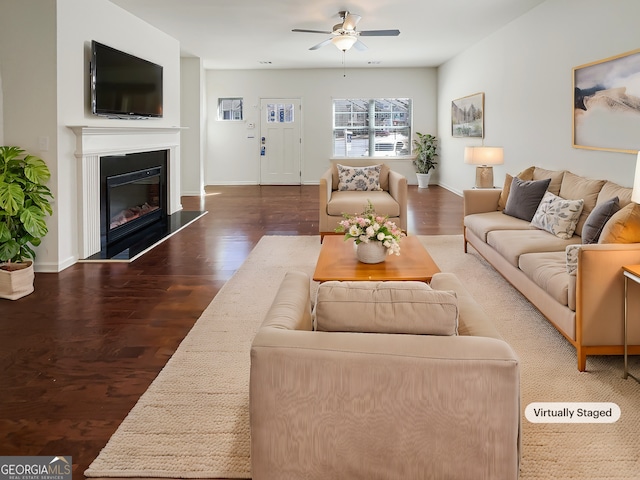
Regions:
[[576, 243, 640, 346], [463, 189, 501, 216], [319, 169, 334, 232], [388, 170, 408, 231], [320, 168, 333, 204]]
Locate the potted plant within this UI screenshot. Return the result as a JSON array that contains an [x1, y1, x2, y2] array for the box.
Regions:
[[412, 132, 438, 188], [0, 146, 54, 300]]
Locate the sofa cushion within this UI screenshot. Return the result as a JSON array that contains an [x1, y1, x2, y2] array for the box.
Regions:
[[503, 177, 551, 221], [337, 164, 383, 191], [599, 203, 640, 244], [327, 190, 400, 217], [464, 211, 534, 243], [314, 281, 458, 336], [487, 229, 582, 266], [533, 167, 565, 196], [558, 172, 606, 236], [498, 166, 535, 211], [332, 162, 390, 191], [582, 196, 620, 244], [518, 252, 569, 307], [530, 191, 584, 239], [597, 181, 633, 209]]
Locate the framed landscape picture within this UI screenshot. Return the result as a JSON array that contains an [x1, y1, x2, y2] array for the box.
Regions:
[[573, 48, 640, 153], [451, 92, 484, 138]]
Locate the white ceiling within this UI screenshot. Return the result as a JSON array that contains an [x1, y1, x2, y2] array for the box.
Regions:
[[109, 0, 546, 70]]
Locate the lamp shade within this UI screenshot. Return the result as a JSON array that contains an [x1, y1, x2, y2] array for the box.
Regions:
[[332, 35, 357, 52], [464, 146, 504, 166], [632, 151, 640, 204]]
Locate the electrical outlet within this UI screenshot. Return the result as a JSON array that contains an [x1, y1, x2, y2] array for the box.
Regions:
[[38, 136, 49, 151]]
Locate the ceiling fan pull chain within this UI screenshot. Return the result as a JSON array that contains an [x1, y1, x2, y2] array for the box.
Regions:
[[343, 51, 347, 77]]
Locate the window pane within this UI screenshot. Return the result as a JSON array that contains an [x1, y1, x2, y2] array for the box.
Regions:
[[218, 98, 243, 121], [266, 103, 295, 123], [333, 98, 412, 157]]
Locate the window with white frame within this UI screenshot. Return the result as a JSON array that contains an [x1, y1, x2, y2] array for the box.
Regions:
[[218, 98, 243, 121], [333, 98, 412, 157]]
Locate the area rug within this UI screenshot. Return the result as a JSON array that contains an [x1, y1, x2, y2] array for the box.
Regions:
[[85, 235, 640, 480]]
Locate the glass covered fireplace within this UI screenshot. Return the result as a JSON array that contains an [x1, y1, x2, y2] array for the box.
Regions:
[[100, 150, 167, 248]]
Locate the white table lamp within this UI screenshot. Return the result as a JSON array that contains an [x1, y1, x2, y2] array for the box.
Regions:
[[632, 151, 640, 204], [464, 146, 504, 189]]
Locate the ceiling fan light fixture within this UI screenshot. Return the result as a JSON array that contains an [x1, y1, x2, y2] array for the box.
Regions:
[[332, 35, 357, 52]]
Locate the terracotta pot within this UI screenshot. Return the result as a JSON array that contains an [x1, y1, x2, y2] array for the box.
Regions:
[[0, 261, 35, 300], [356, 241, 387, 264]]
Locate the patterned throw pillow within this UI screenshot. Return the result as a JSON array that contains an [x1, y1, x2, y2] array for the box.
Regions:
[[530, 191, 584, 239], [565, 244, 581, 275], [337, 164, 382, 191]]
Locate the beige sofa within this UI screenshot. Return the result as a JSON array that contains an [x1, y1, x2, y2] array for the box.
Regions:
[[250, 271, 520, 480], [319, 160, 408, 237], [464, 167, 640, 372]]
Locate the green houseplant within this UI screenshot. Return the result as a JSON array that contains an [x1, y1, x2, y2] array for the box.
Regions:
[[0, 146, 53, 299], [412, 132, 438, 188]]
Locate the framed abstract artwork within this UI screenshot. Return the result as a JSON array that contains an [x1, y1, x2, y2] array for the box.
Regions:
[[573, 48, 640, 153], [451, 92, 484, 138]]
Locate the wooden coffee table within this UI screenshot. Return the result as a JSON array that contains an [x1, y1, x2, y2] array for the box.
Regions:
[[313, 235, 440, 283]]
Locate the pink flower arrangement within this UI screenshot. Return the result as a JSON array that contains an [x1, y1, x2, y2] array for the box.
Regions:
[[335, 201, 405, 256]]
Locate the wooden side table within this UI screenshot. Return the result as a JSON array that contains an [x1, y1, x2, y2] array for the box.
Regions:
[[622, 265, 640, 382]]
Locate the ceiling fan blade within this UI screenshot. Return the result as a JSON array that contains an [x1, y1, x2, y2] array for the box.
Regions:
[[359, 29, 401, 37], [292, 28, 332, 34], [309, 38, 332, 50], [353, 39, 368, 51], [342, 13, 362, 31]]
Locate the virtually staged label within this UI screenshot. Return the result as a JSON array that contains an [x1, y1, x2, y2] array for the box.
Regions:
[[525, 402, 620, 423]]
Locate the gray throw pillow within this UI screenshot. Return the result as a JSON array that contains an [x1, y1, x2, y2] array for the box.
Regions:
[[582, 196, 620, 244], [503, 177, 551, 221]]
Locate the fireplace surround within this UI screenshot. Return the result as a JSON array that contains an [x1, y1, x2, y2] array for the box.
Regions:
[[70, 126, 184, 260]]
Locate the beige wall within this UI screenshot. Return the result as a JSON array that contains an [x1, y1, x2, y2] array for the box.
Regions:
[[205, 67, 438, 185], [0, 0, 182, 271], [437, 0, 640, 194]]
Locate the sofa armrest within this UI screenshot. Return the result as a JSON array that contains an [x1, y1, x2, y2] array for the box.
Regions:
[[388, 170, 408, 231], [576, 243, 640, 346], [250, 329, 520, 480], [463, 189, 501, 216]]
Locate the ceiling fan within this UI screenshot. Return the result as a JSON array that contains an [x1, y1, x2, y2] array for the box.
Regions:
[[292, 11, 400, 52]]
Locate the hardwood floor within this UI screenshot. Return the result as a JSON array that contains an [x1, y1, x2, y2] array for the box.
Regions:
[[0, 184, 462, 479]]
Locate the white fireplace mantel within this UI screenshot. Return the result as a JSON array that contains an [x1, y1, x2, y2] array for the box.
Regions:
[[69, 125, 183, 259]]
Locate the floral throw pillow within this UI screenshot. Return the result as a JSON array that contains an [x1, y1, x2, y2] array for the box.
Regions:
[[565, 244, 581, 275], [337, 164, 382, 191], [530, 191, 584, 239]]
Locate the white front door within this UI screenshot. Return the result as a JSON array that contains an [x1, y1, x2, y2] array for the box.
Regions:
[[260, 99, 301, 185]]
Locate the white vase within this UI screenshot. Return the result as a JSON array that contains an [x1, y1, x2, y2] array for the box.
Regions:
[[416, 173, 431, 189], [356, 241, 387, 264]]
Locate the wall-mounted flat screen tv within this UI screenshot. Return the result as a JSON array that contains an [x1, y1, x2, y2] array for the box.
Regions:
[[91, 41, 163, 118]]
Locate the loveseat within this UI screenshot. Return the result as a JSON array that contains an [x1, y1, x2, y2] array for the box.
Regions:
[[250, 271, 520, 480], [463, 166, 640, 372], [319, 160, 407, 237]]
